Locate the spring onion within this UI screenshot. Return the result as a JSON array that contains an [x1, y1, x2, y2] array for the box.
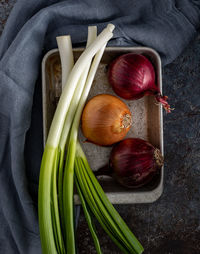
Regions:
[[58, 26, 104, 253], [75, 177, 102, 254], [74, 142, 144, 254], [56, 26, 97, 239], [62, 31, 109, 254], [38, 24, 114, 254]]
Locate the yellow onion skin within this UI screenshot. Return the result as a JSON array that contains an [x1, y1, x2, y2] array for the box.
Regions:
[[81, 94, 132, 146]]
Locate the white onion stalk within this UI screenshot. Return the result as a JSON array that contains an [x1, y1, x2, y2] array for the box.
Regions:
[[59, 26, 97, 149], [62, 41, 108, 254], [57, 26, 97, 242], [38, 24, 114, 254], [46, 35, 75, 254], [47, 24, 114, 147], [56, 35, 74, 89], [58, 26, 103, 254]]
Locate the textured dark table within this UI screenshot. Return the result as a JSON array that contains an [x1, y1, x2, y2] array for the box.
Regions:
[[1, 1, 200, 254]]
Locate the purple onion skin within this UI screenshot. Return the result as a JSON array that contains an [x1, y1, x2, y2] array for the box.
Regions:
[[108, 53, 171, 113], [108, 53, 157, 100], [109, 138, 163, 188]]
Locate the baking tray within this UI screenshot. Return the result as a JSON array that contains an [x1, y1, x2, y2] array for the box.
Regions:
[[42, 47, 164, 204]]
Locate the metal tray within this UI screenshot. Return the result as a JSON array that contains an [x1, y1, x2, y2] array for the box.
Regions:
[[42, 47, 164, 204]]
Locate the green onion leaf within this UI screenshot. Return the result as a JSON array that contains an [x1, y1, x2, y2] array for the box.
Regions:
[[75, 175, 102, 254]]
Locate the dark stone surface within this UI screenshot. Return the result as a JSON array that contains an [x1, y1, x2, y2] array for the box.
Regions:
[[0, 0, 16, 34], [0, 1, 200, 254]]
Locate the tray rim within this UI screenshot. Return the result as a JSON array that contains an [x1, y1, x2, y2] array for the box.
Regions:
[[42, 46, 164, 204]]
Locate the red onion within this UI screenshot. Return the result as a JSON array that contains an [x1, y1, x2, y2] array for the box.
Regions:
[[96, 138, 163, 188], [108, 53, 171, 113]]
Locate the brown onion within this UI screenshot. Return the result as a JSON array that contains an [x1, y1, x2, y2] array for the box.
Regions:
[[81, 94, 132, 146]]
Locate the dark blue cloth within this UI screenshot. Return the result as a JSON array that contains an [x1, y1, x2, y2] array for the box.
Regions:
[[0, 0, 199, 253]]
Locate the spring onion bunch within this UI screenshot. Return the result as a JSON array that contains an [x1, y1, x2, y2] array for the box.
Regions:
[[38, 23, 144, 254], [75, 142, 144, 254]]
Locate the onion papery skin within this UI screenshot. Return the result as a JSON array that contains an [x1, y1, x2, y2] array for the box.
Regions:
[[81, 94, 132, 146], [108, 53, 171, 113], [109, 138, 163, 188]]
